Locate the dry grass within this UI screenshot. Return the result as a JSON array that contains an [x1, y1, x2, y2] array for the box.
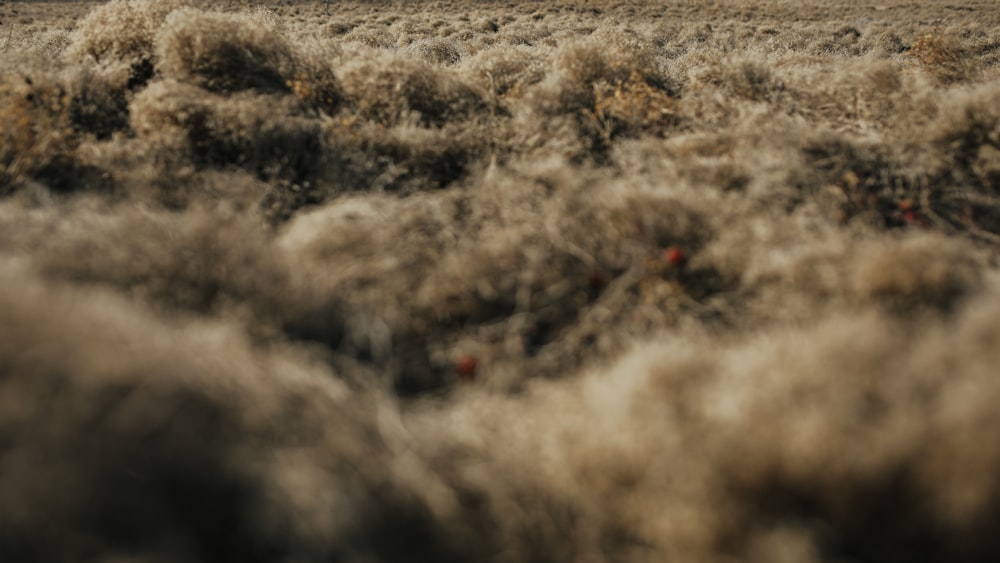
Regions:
[[3, 1, 1000, 561]]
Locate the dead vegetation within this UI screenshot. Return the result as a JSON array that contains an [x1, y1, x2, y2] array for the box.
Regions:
[[3, 0, 1000, 561]]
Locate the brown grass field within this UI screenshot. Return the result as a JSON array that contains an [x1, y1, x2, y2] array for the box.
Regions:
[[3, 0, 1000, 560]]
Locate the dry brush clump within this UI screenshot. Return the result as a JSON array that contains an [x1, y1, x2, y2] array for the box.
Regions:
[[515, 36, 681, 161], [66, 0, 188, 90], [0, 71, 97, 194], [908, 26, 981, 85], [130, 80, 327, 181], [0, 200, 295, 327], [0, 263, 447, 563], [338, 49, 487, 127], [155, 5, 340, 111], [6, 0, 1000, 561]]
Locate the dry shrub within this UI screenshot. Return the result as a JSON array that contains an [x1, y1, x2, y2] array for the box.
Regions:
[[869, 29, 909, 56], [405, 294, 1000, 561], [277, 192, 465, 392], [927, 82, 1000, 171], [459, 45, 548, 98], [973, 144, 1000, 192], [698, 57, 785, 103], [153, 7, 342, 113], [65, 65, 133, 140], [341, 116, 493, 189], [407, 37, 463, 65], [413, 175, 612, 329], [343, 27, 398, 49], [0, 265, 427, 563], [861, 59, 905, 103], [734, 226, 983, 318], [0, 73, 77, 192], [339, 51, 487, 126], [66, 0, 186, 89], [821, 24, 863, 55], [264, 111, 496, 222], [786, 127, 940, 231], [847, 233, 982, 311], [9, 254, 1000, 562], [590, 69, 680, 140], [264, 110, 497, 221], [2, 203, 293, 326], [554, 37, 671, 102], [777, 58, 907, 133], [130, 80, 325, 181], [556, 39, 634, 86], [521, 38, 679, 159], [279, 159, 714, 389], [325, 20, 360, 36], [909, 27, 980, 85], [904, 83, 1000, 239], [276, 194, 450, 317], [155, 8, 298, 94]]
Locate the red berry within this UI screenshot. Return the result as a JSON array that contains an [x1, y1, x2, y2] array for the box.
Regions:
[[455, 355, 477, 380], [900, 210, 928, 227], [664, 246, 685, 266], [587, 271, 606, 289]]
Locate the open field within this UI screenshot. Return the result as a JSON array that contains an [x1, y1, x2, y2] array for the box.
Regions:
[[3, 0, 1000, 560]]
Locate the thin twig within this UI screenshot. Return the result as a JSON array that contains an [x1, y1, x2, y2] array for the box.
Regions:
[[919, 181, 958, 233], [940, 190, 1000, 207]]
